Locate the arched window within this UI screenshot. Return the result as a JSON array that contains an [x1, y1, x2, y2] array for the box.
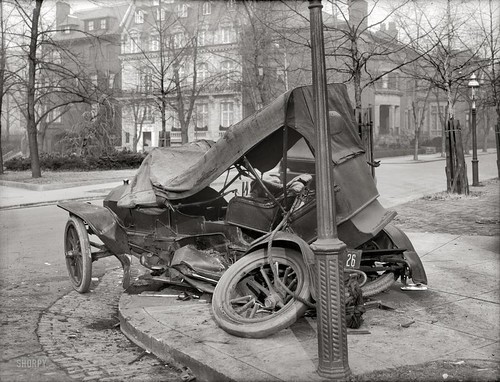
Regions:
[[202, 1, 211, 15], [151, 35, 159, 51]]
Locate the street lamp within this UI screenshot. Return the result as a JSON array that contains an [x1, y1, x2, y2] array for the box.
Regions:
[[308, 0, 351, 380], [468, 73, 480, 186]]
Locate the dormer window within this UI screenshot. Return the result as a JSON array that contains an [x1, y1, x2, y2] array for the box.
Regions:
[[135, 10, 144, 24], [88, 20, 95, 31]]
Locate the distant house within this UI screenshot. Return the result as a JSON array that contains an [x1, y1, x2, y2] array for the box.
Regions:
[[49, 1, 129, 152], [118, 0, 243, 150]]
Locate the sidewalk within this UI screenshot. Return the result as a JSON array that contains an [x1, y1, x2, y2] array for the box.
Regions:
[[119, 232, 499, 381]]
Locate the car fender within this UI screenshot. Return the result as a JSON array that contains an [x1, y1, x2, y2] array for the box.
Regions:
[[383, 224, 428, 285], [247, 231, 318, 300], [58, 201, 132, 288]]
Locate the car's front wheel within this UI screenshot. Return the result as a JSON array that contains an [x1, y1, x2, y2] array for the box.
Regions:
[[212, 248, 311, 338]]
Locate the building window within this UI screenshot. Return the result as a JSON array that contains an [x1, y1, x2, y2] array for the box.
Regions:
[[198, 30, 206, 46], [430, 105, 444, 136], [221, 26, 233, 44], [171, 112, 180, 130], [196, 103, 209, 129], [63, 26, 71, 34], [52, 107, 62, 123], [220, 102, 234, 128], [173, 32, 184, 48], [125, 132, 130, 144], [142, 105, 153, 122], [129, 33, 139, 53], [121, 35, 128, 53], [53, 51, 61, 64], [176, 65, 186, 83], [177, 4, 188, 18], [100, 19, 107, 29], [202, 2, 211, 15], [221, 60, 232, 85], [135, 10, 144, 24], [156, 8, 165, 21], [139, 69, 152, 92], [88, 20, 95, 31], [197, 63, 209, 82], [151, 36, 159, 51], [381, 75, 388, 89]]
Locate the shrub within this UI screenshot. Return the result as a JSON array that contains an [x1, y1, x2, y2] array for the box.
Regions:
[[4, 150, 147, 171]]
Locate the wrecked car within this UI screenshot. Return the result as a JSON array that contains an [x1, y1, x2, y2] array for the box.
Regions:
[[58, 83, 427, 338]]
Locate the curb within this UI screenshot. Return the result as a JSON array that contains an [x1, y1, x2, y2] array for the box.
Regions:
[[378, 151, 496, 165], [0, 177, 129, 191], [0, 195, 107, 211], [118, 294, 258, 382]]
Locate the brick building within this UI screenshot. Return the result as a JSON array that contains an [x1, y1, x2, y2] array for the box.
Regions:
[[50, 0, 129, 151]]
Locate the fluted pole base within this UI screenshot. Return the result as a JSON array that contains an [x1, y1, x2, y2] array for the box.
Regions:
[[311, 238, 352, 380]]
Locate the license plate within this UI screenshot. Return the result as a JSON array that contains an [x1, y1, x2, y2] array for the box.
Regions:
[[345, 249, 362, 269]]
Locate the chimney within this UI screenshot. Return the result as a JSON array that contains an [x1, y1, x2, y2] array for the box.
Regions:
[[387, 21, 398, 39], [348, 0, 368, 31], [56, 1, 71, 28]]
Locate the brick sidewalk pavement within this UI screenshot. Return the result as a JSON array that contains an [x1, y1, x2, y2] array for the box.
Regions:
[[392, 178, 499, 237], [38, 269, 183, 382]]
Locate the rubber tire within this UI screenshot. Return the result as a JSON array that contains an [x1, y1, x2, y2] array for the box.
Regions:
[[64, 216, 92, 293], [212, 248, 311, 338], [361, 272, 397, 297]]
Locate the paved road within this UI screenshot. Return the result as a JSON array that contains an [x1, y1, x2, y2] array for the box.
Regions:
[[376, 152, 498, 207], [0, 205, 181, 381]]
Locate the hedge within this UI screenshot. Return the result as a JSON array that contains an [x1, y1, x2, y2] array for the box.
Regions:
[[4, 151, 147, 171]]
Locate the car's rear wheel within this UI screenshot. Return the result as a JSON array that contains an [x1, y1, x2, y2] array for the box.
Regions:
[[64, 216, 92, 293]]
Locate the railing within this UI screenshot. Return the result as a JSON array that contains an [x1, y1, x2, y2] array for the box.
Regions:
[[170, 131, 182, 143], [194, 131, 208, 139]]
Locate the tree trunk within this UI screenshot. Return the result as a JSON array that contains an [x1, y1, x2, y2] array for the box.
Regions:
[[0, 0, 5, 174], [482, 111, 490, 152], [27, 0, 43, 178]]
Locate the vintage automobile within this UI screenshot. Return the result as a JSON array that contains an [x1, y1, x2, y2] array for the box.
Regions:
[[58, 84, 427, 338]]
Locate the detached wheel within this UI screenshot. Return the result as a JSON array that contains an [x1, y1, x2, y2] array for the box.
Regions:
[[212, 248, 311, 338], [64, 216, 92, 293]]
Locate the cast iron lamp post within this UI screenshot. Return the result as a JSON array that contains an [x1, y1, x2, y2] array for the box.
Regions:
[[468, 73, 480, 186], [308, 0, 351, 379]]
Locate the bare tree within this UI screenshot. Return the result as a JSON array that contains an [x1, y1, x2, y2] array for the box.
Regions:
[[3, 0, 112, 177], [122, 1, 232, 145]]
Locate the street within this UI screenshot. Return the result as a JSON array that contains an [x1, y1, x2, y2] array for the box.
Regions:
[[0, 205, 181, 381]]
